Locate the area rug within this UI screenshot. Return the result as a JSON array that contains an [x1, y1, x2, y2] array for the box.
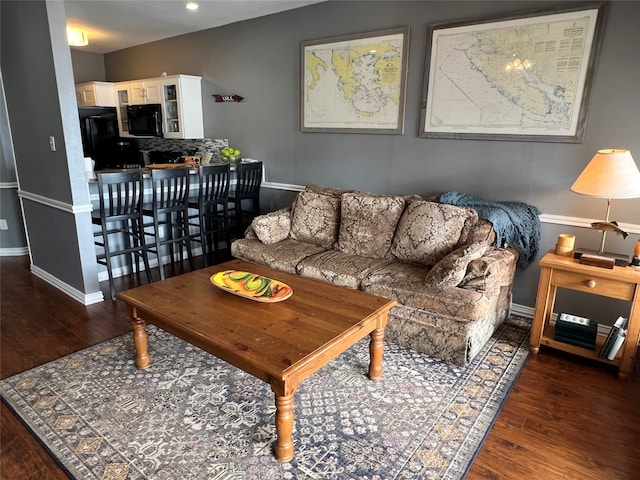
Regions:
[[1, 315, 530, 480]]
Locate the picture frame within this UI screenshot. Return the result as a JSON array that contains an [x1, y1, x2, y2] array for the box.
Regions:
[[301, 26, 410, 134], [419, 3, 608, 142]]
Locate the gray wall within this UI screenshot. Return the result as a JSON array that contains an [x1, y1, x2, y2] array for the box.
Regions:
[[103, 0, 640, 217], [0, 74, 28, 252], [100, 1, 640, 319], [1, 0, 101, 300], [71, 50, 107, 83]]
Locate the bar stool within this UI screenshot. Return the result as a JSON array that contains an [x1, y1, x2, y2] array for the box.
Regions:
[[228, 161, 262, 236], [188, 163, 231, 267], [92, 171, 151, 301], [143, 168, 194, 280]]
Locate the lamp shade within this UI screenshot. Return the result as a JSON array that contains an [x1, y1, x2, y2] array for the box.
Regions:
[[571, 149, 640, 199]]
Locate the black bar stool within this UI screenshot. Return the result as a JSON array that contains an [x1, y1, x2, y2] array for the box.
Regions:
[[188, 163, 231, 266], [228, 161, 262, 236], [92, 171, 151, 301], [143, 168, 194, 280]]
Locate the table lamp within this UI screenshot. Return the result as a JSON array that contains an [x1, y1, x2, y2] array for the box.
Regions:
[[571, 149, 640, 266]]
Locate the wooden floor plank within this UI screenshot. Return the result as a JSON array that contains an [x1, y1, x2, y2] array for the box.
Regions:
[[467, 350, 640, 480], [2, 255, 640, 479]]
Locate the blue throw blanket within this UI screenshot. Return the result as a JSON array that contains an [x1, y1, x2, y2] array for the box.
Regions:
[[439, 192, 541, 270]]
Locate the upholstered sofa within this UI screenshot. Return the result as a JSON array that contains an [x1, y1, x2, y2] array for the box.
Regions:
[[231, 185, 518, 366]]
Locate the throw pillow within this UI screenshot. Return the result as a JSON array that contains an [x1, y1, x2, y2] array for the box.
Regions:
[[464, 218, 496, 245], [290, 191, 341, 248], [338, 193, 405, 258], [251, 208, 291, 245], [425, 243, 488, 288], [391, 201, 478, 267], [459, 259, 490, 292], [304, 184, 355, 198]]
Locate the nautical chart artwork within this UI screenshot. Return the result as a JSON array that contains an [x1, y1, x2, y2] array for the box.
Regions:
[[302, 27, 410, 134], [420, 5, 607, 142]]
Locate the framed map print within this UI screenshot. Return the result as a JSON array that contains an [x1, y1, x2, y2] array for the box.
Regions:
[[420, 4, 607, 142], [302, 27, 410, 134]]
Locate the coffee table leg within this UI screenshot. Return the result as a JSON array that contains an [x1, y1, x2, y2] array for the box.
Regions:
[[131, 318, 150, 370], [273, 392, 295, 462], [368, 327, 385, 380]]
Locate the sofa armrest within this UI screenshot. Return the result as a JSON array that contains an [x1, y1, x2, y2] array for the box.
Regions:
[[246, 207, 292, 244], [459, 247, 518, 295], [403, 286, 492, 321]]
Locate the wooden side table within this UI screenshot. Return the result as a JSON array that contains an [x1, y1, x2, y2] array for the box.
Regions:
[[529, 251, 640, 379]]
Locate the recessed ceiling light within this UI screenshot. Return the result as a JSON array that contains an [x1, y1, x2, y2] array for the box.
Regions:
[[186, 2, 199, 10]]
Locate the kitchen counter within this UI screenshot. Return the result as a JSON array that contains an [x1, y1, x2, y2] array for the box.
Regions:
[[87, 163, 246, 209], [89, 166, 193, 182], [88, 162, 241, 183]]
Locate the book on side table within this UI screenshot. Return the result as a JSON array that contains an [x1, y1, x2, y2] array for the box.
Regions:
[[599, 316, 628, 360], [554, 313, 597, 350]]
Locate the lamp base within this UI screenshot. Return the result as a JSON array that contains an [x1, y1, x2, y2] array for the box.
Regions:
[[573, 248, 629, 267]]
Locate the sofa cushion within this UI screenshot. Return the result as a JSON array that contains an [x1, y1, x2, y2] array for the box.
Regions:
[[251, 208, 291, 245], [296, 249, 391, 290], [230, 238, 326, 274], [338, 193, 405, 259], [361, 262, 490, 321], [391, 201, 478, 267], [290, 191, 341, 248], [424, 243, 488, 288]]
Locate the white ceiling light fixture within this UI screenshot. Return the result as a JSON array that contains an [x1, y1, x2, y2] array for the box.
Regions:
[[67, 27, 89, 46], [186, 2, 199, 11]]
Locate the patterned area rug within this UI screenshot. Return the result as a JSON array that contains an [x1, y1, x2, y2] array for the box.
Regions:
[[1, 316, 530, 480]]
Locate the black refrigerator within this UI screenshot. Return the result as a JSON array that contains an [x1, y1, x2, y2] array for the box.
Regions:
[[79, 108, 140, 169]]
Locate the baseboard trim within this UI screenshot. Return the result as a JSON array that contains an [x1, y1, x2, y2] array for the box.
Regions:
[[511, 303, 534, 319], [0, 247, 29, 257], [31, 264, 104, 305]]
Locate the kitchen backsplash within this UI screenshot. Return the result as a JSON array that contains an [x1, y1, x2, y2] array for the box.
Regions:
[[137, 138, 228, 154]]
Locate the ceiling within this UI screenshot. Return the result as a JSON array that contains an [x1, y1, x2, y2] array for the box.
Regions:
[[64, 0, 326, 54]]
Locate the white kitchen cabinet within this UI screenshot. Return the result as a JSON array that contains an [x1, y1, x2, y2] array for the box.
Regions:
[[75, 81, 116, 107], [129, 79, 161, 104], [112, 75, 203, 138], [114, 82, 133, 137], [159, 75, 204, 139]]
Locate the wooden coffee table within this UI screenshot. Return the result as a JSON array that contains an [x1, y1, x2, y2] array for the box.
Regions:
[[115, 259, 396, 462]]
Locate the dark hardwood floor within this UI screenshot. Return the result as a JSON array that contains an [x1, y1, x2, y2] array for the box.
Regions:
[[2, 255, 639, 479]]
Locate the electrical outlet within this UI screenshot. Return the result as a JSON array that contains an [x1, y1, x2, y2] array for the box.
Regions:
[[0, 219, 8, 230], [49, 135, 56, 151]]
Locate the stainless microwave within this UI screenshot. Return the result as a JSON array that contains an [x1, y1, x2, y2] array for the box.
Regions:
[[127, 104, 163, 137]]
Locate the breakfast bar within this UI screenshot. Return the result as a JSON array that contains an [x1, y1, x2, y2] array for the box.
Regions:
[[90, 162, 263, 300]]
